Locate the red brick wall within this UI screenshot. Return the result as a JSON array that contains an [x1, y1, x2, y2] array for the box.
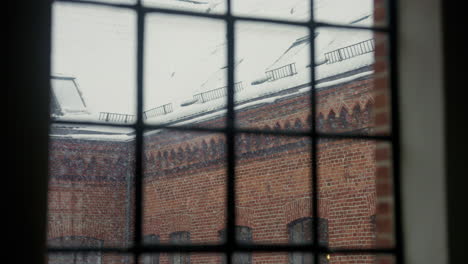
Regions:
[[48, 75, 379, 264], [48, 139, 134, 263]]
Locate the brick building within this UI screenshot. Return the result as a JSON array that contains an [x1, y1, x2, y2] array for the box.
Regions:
[[47, 1, 393, 263]]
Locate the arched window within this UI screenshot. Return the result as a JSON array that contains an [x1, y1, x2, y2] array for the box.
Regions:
[[143, 234, 160, 264], [219, 226, 253, 264], [327, 111, 337, 131], [170, 231, 190, 264], [339, 108, 349, 130], [48, 236, 103, 264], [288, 218, 329, 264]]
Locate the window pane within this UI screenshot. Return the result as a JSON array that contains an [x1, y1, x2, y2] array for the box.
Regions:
[[143, 130, 226, 245], [48, 253, 133, 264], [318, 139, 395, 249], [145, 253, 224, 264], [51, 2, 136, 124], [251, 252, 290, 264], [144, 14, 227, 128], [314, 28, 390, 136], [235, 22, 311, 132], [144, 0, 227, 14], [47, 124, 135, 248], [233, 0, 310, 22], [324, 254, 395, 264], [235, 134, 312, 244], [79, 0, 137, 4], [314, 0, 387, 27]]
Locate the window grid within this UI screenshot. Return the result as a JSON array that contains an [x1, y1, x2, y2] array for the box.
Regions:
[[47, 1, 403, 264]]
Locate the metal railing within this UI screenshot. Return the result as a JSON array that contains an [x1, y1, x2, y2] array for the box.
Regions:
[[99, 103, 173, 123], [98, 112, 136, 123], [324, 39, 375, 64], [193, 82, 244, 103], [143, 103, 173, 119], [265, 63, 297, 81]]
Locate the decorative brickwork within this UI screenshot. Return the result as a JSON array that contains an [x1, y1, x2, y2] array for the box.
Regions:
[[48, 70, 382, 264]]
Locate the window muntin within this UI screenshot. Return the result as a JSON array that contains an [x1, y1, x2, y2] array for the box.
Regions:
[[48, 1, 399, 264]]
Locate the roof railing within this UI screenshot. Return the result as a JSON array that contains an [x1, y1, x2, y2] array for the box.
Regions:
[[143, 103, 174, 119], [324, 38, 375, 64], [265, 63, 297, 82], [98, 112, 136, 123], [194, 82, 244, 103], [99, 103, 173, 123]]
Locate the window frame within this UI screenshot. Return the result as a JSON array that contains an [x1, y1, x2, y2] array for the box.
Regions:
[[43, 0, 405, 263], [11, 0, 460, 263]]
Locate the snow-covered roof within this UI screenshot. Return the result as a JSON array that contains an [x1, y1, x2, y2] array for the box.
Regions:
[[144, 13, 375, 126], [144, 0, 226, 14], [50, 124, 135, 142], [51, 0, 376, 139]]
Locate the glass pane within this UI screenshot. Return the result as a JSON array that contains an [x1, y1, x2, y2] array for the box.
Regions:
[[318, 139, 394, 249], [235, 134, 312, 244], [235, 22, 311, 132], [250, 252, 290, 264], [144, 14, 227, 128], [143, 130, 226, 245], [144, 0, 227, 14], [51, 2, 136, 124], [47, 124, 135, 248], [314, 0, 387, 27], [142, 253, 224, 264], [48, 253, 133, 264], [80, 0, 137, 4], [315, 28, 390, 136], [324, 254, 395, 264], [233, 0, 310, 22]]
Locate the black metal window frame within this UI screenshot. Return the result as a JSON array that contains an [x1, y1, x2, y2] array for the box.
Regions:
[[48, 0, 403, 264]]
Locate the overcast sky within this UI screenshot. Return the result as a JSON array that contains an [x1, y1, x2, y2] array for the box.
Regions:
[[52, 0, 371, 115]]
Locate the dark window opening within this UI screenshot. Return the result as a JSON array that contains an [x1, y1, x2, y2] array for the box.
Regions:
[[48, 236, 103, 264], [143, 234, 160, 264], [219, 226, 253, 264], [170, 231, 190, 264], [288, 218, 328, 264]]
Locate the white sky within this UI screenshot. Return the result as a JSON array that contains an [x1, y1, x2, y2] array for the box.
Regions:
[[52, 0, 372, 115]]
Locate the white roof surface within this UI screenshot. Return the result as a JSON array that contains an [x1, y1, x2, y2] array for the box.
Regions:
[[52, 0, 375, 139]]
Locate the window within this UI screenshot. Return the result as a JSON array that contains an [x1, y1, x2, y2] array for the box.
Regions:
[[170, 231, 190, 264], [48, 236, 102, 264], [288, 218, 328, 264], [219, 226, 253, 264], [143, 234, 160, 264], [13, 0, 461, 263], [46, 1, 401, 264]]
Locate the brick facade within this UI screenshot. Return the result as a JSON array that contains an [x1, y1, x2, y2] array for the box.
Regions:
[[48, 70, 388, 263]]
